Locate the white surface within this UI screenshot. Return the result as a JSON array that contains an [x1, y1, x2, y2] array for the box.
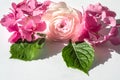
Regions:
[[0, 0, 120, 80]]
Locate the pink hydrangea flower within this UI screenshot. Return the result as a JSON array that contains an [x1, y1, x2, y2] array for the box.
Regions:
[[0, 0, 50, 43], [86, 3, 116, 26], [78, 3, 120, 45]]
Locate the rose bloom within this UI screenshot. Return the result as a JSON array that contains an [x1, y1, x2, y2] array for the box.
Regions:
[[42, 2, 82, 42]]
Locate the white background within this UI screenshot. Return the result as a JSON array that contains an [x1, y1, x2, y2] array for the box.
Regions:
[[0, 0, 120, 80]]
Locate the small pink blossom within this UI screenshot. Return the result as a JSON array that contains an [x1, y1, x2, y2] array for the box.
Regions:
[[20, 18, 46, 41], [0, 13, 17, 32], [9, 32, 21, 43], [107, 27, 120, 45]]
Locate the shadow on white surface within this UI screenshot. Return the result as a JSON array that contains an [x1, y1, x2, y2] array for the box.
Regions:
[[91, 19, 120, 69], [116, 19, 120, 24], [37, 40, 65, 59], [91, 43, 120, 69]]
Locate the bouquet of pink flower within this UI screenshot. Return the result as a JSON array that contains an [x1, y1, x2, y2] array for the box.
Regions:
[[1, 0, 120, 74]]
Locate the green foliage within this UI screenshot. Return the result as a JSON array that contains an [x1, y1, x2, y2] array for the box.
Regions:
[[62, 42, 94, 74], [10, 38, 45, 61]]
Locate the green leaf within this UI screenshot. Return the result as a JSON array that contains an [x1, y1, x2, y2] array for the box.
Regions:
[[62, 41, 94, 74], [10, 38, 45, 61]]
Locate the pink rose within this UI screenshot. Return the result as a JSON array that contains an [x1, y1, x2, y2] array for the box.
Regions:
[[42, 2, 82, 42]]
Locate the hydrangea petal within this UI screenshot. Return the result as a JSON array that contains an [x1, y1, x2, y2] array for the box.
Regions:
[[9, 32, 21, 43]]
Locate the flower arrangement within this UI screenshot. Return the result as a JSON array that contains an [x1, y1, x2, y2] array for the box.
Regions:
[[1, 0, 120, 74]]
